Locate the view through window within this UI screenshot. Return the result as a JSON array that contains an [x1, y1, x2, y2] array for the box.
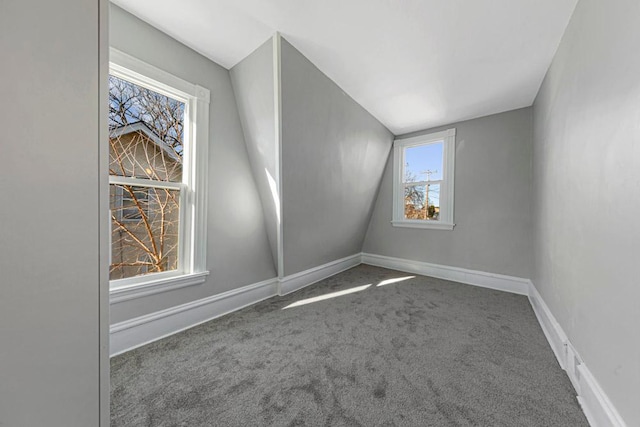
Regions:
[[392, 129, 456, 230], [108, 75, 185, 280], [403, 142, 443, 221]]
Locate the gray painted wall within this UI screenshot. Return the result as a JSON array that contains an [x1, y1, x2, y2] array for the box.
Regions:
[[364, 108, 533, 279], [280, 39, 393, 276], [532, 0, 640, 424], [109, 5, 275, 324], [0, 1, 102, 425], [230, 39, 279, 271]]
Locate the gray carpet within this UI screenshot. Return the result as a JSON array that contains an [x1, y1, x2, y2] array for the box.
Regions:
[[111, 265, 588, 426]]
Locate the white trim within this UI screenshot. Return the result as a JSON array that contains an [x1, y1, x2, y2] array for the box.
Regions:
[[528, 280, 628, 427], [361, 253, 529, 295], [395, 128, 456, 146], [110, 277, 278, 356], [191, 83, 209, 273], [110, 271, 209, 304], [108, 176, 183, 191], [391, 220, 455, 230], [577, 364, 628, 427], [273, 32, 284, 279], [392, 128, 456, 229], [527, 282, 569, 369], [278, 254, 362, 296], [110, 48, 208, 102]]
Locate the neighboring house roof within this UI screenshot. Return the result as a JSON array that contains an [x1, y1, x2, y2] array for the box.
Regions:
[[109, 121, 182, 164]]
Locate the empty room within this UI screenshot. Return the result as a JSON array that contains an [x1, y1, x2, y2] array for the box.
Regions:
[[1, 0, 638, 426]]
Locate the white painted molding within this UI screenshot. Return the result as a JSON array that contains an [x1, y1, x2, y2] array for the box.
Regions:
[[527, 282, 569, 369], [110, 271, 209, 304], [361, 253, 529, 295], [391, 220, 455, 230], [110, 277, 278, 356], [577, 363, 629, 427], [528, 280, 628, 427], [110, 48, 202, 100], [278, 254, 362, 296], [273, 32, 284, 279]]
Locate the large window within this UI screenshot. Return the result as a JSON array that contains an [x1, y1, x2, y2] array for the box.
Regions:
[[109, 49, 209, 291], [392, 128, 456, 230]]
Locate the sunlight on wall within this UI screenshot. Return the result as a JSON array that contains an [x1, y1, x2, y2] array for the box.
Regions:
[[282, 284, 372, 309], [265, 168, 280, 223], [376, 276, 415, 287]]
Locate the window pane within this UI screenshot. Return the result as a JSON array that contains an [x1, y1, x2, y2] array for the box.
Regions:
[[404, 184, 426, 219], [110, 184, 181, 280], [426, 183, 441, 220], [404, 183, 440, 221], [404, 142, 443, 182], [117, 186, 149, 222], [109, 75, 184, 182]]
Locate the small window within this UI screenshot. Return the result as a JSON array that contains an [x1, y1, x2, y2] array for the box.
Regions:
[[109, 49, 209, 287], [392, 128, 455, 230]]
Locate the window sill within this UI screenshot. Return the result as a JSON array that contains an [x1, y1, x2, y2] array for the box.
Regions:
[[391, 220, 455, 230], [109, 271, 209, 305]]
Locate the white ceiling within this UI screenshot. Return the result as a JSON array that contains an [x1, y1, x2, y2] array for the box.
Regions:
[[112, 0, 578, 135]]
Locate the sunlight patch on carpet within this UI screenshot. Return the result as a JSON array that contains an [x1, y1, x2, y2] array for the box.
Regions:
[[282, 284, 372, 309], [377, 276, 415, 287]]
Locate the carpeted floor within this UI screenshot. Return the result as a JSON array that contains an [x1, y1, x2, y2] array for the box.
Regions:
[[111, 265, 588, 426]]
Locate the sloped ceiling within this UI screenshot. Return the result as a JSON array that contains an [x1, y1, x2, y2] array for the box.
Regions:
[[111, 0, 578, 135]]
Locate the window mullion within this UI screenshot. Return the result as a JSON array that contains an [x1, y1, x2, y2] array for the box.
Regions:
[[109, 175, 183, 191], [404, 180, 442, 186]]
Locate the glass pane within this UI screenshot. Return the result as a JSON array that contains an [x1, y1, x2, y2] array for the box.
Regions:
[[404, 142, 443, 183], [109, 75, 184, 182], [404, 184, 426, 220], [404, 184, 440, 221], [110, 184, 181, 280], [426, 183, 441, 220]]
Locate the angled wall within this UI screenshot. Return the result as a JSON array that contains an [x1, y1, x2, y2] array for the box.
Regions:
[[532, 0, 640, 424], [230, 38, 280, 273], [109, 5, 276, 324], [280, 39, 393, 276], [0, 0, 104, 425], [364, 108, 534, 279]]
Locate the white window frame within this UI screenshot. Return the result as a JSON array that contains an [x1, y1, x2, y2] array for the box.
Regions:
[[392, 128, 456, 230], [108, 48, 210, 302]]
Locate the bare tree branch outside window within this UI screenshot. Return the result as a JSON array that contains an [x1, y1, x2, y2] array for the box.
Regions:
[[403, 164, 439, 220], [109, 75, 185, 280]]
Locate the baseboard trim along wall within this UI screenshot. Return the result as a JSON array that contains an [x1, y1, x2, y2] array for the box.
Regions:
[[278, 253, 362, 296], [528, 281, 628, 427], [110, 277, 278, 356], [361, 252, 530, 295]]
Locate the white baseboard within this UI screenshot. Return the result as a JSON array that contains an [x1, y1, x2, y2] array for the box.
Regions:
[[361, 253, 529, 295], [528, 280, 627, 427], [110, 277, 278, 357], [527, 283, 569, 370], [278, 253, 362, 296]]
